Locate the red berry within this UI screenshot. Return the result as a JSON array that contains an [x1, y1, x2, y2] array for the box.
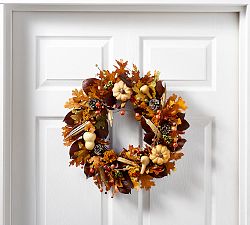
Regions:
[[95, 110, 101, 114], [173, 143, 178, 148], [100, 188, 103, 192], [120, 110, 125, 115], [156, 115, 160, 120], [111, 164, 115, 169], [157, 110, 161, 114], [95, 102, 101, 107], [90, 168, 95, 173]]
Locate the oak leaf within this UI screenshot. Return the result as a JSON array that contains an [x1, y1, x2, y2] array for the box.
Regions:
[[165, 161, 175, 175], [139, 174, 155, 190], [170, 151, 184, 161]]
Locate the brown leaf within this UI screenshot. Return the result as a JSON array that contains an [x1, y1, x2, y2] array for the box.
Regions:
[[141, 117, 152, 133], [177, 119, 190, 131], [165, 162, 175, 175], [144, 132, 154, 145], [103, 92, 116, 108], [119, 73, 132, 87], [139, 174, 155, 190], [69, 139, 84, 159], [131, 64, 140, 83], [155, 80, 165, 98], [63, 111, 75, 126], [170, 151, 184, 161], [82, 78, 99, 94]]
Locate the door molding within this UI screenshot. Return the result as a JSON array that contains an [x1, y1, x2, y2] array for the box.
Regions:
[[1, 3, 250, 225]]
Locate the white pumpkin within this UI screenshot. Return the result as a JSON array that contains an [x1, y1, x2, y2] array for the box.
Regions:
[[85, 141, 95, 151], [112, 80, 132, 102], [149, 144, 170, 165], [83, 132, 96, 142], [83, 132, 96, 150]]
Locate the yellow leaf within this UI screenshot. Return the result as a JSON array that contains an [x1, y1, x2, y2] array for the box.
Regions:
[[176, 97, 187, 111]]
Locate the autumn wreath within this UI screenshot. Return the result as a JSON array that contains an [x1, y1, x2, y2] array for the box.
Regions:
[[62, 60, 189, 196]]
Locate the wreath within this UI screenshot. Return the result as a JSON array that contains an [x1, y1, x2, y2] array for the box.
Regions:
[[62, 60, 189, 196]]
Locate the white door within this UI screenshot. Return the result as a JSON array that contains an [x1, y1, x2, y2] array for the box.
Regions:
[[12, 11, 239, 225]]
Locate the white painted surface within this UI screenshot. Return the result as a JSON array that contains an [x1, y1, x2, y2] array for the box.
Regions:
[[11, 10, 239, 225], [0, 0, 249, 5]]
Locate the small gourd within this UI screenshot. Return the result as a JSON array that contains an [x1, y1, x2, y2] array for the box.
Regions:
[[140, 156, 150, 174], [83, 132, 96, 150], [149, 144, 170, 165], [140, 85, 152, 99], [112, 80, 132, 102], [85, 141, 95, 151]]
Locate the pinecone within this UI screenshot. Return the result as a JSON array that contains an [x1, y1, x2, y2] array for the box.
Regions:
[[160, 123, 171, 135], [162, 134, 172, 144], [149, 99, 160, 111], [93, 144, 107, 155], [89, 98, 100, 110], [160, 123, 172, 144]]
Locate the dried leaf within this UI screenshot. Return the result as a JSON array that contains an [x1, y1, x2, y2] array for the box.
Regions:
[[176, 97, 187, 111], [170, 151, 184, 161], [143, 116, 162, 139], [83, 121, 96, 133], [88, 156, 102, 168], [165, 161, 175, 175], [131, 64, 140, 83], [63, 111, 75, 126], [119, 73, 132, 88], [139, 174, 155, 190], [64, 89, 89, 109], [155, 80, 165, 98], [82, 78, 99, 94], [69, 139, 84, 159]]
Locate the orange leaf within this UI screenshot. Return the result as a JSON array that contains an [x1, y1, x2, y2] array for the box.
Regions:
[[165, 161, 175, 175], [139, 174, 155, 190], [170, 151, 184, 161]]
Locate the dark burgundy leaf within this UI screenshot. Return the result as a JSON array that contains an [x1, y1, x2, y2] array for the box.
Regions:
[[95, 120, 109, 139], [119, 74, 132, 88], [150, 170, 168, 178], [69, 139, 84, 159], [176, 139, 187, 150], [141, 117, 153, 133], [118, 187, 131, 194], [177, 119, 190, 131], [63, 111, 75, 126], [168, 138, 187, 152], [82, 78, 99, 93], [103, 92, 116, 108], [134, 107, 143, 114], [155, 80, 165, 98], [177, 112, 185, 120], [144, 132, 154, 145], [84, 163, 93, 178], [118, 172, 133, 194]]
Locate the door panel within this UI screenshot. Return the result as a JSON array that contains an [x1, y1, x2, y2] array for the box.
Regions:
[[12, 12, 238, 225]]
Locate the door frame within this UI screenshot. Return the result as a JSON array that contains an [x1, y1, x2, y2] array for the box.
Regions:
[[0, 3, 250, 225]]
